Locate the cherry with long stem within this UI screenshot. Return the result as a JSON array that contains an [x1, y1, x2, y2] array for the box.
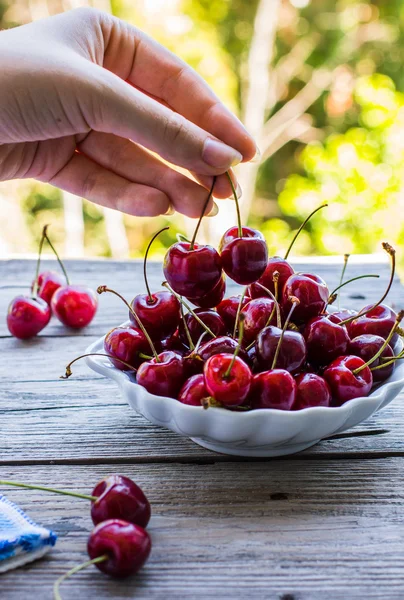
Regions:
[[338, 253, 350, 309], [371, 349, 404, 371], [233, 287, 248, 338], [284, 204, 327, 260], [254, 282, 281, 328], [271, 296, 300, 370], [224, 314, 245, 379], [225, 171, 242, 238], [143, 227, 169, 303], [180, 301, 195, 350], [61, 353, 139, 379], [54, 556, 108, 600], [43, 227, 70, 285], [352, 310, 404, 375], [325, 274, 380, 309], [340, 243, 396, 326], [189, 176, 217, 251], [162, 282, 216, 338], [97, 286, 159, 361], [32, 225, 49, 298]]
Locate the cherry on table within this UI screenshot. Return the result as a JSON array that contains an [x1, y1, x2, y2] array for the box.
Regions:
[[323, 355, 373, 405], [250, 369, 297, 410], [51, 285, 98, 328], [178, 373, 210, 407], [303, 315, 350, 366], [256, 325, 307, 374], [348, 334, 395, 382], [7, 295, 51, 339], [32, 270, 64, 305], [91, 474, 151, 528], [282, 273, 329, 323], [87, 519, 151, 578], [249, 257, 294, 299], [293, 373, 331, 410], [104, 326, 149, 370], [136, 350, 185, 398]]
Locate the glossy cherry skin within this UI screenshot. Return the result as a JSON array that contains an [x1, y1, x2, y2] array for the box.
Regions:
[[178, 374, 210, 406], [256, 325, 307, 373], [198, 336, 249, 365], [163, 242, 222, 299], [159, 330, 189, 355], [87, 519, 151, 578], [32, 270, 64, 305], [349, 334, 395, 383], [323, 355, 373, 406], [178, 309, 226, 345], [282, 273, 329, 324], [204, 354, 252, 406], [250, 369, 296, 410], [249, 257, 294, 299], [293, 373, 331, 410], [104, 326, 149, 370], [327, 309, 356, 325], [304, 316, 350, 366], [241, 297, 277, 344], [216, 294, 251, 332], [219, 226, 268, 285], [7, 296, 51, 339], [347, 304, 398, 345], [190, 275, 226, 309], [91, 475, 151, 528], [136, 351, 185, 398], [51, 285, 97, 328], [130, 291, 180, 340]]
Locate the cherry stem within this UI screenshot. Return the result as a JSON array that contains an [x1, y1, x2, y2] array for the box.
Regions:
[[61, 353, 138, 379], [225, 171, 242, 238], [32, 225, 48, 298], [162, 282, 216, 338], [352, 309, 404, 375], [97, 286, 159, 361], [339, 242, 396, 326], [326, 274, 380, 308], [177, 233, 191, 243], [273, 270, 280, 303], [139, 352, 153, 360], [224, 314, 245, 378], [338, 253, 350, 309], [284, 203, 327, 260], [44, 229, 70, 285], [233, 287, 248, 339], [371, 349, 404, 371], [0, 480, 96, 502], [144, 227, 169, 302], [180, 301, 195, 351], [271, 296, 299, 370], [254, 282, 281, 328], [193, 331, 208, 354], [53, 555, 108, 600], [190, 176, 217, 250]]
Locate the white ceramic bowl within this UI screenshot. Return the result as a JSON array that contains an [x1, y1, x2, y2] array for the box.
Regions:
[[85, 327, 404, 457]]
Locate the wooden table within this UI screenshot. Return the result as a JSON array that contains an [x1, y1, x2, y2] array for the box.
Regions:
[[1, 257, 404, 600]]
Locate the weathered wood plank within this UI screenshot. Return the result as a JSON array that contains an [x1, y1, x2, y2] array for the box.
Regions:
[[2, 460, 404, 599]]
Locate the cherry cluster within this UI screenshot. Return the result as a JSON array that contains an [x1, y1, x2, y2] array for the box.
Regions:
[[68, 177, 403, 411], [0, 474, 152, 597], [7, 226, 97, 338]]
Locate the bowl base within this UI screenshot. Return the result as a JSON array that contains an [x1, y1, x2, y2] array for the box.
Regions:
[[190, 437, 320, 457]]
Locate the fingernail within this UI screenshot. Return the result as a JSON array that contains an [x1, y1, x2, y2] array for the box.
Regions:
[[251, 146, 261, 163], [203, 139, 243, 169], [206, 202, 219, 217], [164, 204, 175, 216]]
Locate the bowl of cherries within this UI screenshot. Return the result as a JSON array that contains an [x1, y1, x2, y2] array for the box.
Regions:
[[66, 181, 404, 457]]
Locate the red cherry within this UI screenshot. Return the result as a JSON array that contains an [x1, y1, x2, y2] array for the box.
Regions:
[[241, 297, 277, 344], [303, 315, 350, 366], [91, 475, 150, 528], [293, 373, 331, 410], [7, 295, 51, 339], [327, 309, 356, 324], [31, 270, 64, 305], [348, 334, 395, 382], [250, 369, 297, 410], [87, 519, 151, 578], [104, 326, 149, 370], [219, 226, 268, 285], [190, 274, 226, 309], [347, 304, 398, 345], [323, 355, 373, 405], [51, 285, 97, 328], [256, 325, 306, 373], [136, 351, 185, 397], [216, 294, 251, 331], [163, 242, 222, 299], [249, 257, 294, 299], [130, 291, 180, 340], [159, 330, 189, 354], [178, 374, 210, 406], [198, 336, 249, 365], [178, 309, 226, 345], [282, 273, 329, 323], [204, 354, 252, 406]]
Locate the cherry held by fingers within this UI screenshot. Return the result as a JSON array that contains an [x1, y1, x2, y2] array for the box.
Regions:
[[219, 226, 268, 285], [91, 475, 151, 528], [87, 519, 151, 578], [51, 285, 98, 328], [7, 296, 51, 339], [323, 355, 373, 405]]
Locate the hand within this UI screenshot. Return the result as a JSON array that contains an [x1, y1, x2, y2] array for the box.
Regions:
[[0, 8, 257, 218]]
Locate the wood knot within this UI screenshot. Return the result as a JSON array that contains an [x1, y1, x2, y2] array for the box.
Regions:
[[270, 492, 288, 501]]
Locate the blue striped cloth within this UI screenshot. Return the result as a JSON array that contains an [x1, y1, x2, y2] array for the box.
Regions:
[[0, 494, 57, 572]]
